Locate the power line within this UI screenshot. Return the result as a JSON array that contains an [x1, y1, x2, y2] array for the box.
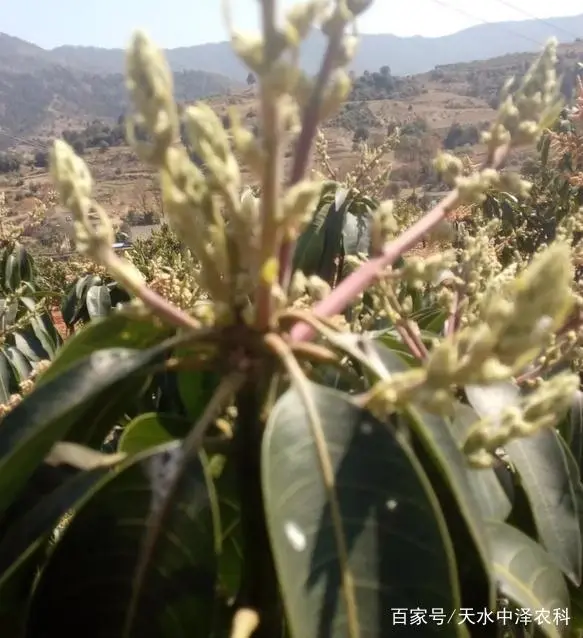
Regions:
[[490, 0, 581, 42], [426, 0, 547, 49]]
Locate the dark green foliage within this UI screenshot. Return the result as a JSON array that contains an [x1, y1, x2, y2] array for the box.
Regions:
[[62, 119, 127, 151], [349, 67, 421, 101], [33, 151, 47, 168], [443, 122, 481, 150], [474, 121, 583, 265], [291, 182, 375, 287], [0, 153, 21, 174], [61, 274, 131, 330], [0, 242, 61, 401], [0, 185, 582, 637]]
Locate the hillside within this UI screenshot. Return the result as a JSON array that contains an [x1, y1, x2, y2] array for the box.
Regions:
[[0, 33, 582, 257], [0, 66, 238, 145], [3, 12, 583, 81], [1, 13, 582, 143], [0, 31, 240, 145], [1, 34, 582, 147]]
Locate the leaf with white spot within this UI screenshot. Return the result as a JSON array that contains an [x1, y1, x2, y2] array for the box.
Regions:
[[262, 381, 464, 638]]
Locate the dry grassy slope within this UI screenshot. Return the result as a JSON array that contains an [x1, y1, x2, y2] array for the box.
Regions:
[[2, 40, 582, 232]]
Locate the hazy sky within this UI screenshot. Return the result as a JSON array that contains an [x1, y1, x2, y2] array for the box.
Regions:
[[4, 0, 583, 49]]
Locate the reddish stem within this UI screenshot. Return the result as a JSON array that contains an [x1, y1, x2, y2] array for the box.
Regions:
[[394, 321, 426, 360], [290, 143, 511, 343], [290, 190, 458, 342]]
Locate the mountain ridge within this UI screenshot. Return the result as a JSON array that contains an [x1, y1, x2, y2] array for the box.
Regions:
[[2, 12, 583, 79], [0, 13, 582, 146]]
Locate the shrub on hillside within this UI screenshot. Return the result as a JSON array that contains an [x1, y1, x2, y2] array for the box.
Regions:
[[328, 101, 382, 131], [349, 66, 421, 101], [443, 122, 481, 149], [0, 153, 22, 173]]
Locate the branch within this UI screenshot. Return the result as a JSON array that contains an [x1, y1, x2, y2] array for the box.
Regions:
[[106, 252, 200, 331], [278, 31, 344, 291], [254, 0, 282, 331], [289, 145, 511, 343]]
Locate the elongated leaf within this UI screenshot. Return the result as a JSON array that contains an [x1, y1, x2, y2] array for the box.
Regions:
[[119, 413, 243, 596], [86, 284, 112, 319], [72, 376, 155, 448], [4, 346, 32, 382], [118, 412, 191, 455], [4, 253, 18, 292], [465, 381, 521, 427], [25, 442, 220, 637], [450, 404, 513, 522], [38, 314, 171, 386], [0, 350, 13, 404], [342, 206, 372, 258], [366, 330, 418, 367], [292, 203, 329, 276], [371, 343, 495, 604], [0, 462, 111, 614], [176, 362, 221, 422], [12, 329, 48, 363], [207, 454, 243, 598], [562, 390, 583, 480], [40, 309, 62, 348], [405, 404, 495, 604], [466, 383, 582, 585], [262, 381, 463, 638], [0, 345, 170, 516], [29, 314, 57, 359], [61, 282, 81, 328], [319, 195, 350, 283], [486, 521, 569, 638]]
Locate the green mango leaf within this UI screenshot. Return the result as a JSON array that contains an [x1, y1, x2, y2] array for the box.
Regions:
[[370, 343, 495, 605], [486, 521, 570, 638], [61, 283, 81, 328], [561, 390, 583, 480], [292, 202, 330, 276], [405, 404, 495, 604], [0, 349, 14, 404], [61, 275, 103, 328], [0, 344, 170, 516], [119, 412, 191, 455], [4, 345, 32, 382], [38, 314, 171, 386], [466, 382, 582, 586], [12, 329, 48, 363], [262, 381, 463, 638], [465, 381, 520, 425], [414, 307, 447, 333], [0, 458, 113, 615], [4, 252, 19, 292], [120, 414, 243, 599], [29, 314, 58, 359], [25, 441, 220, 638], [342, 205, 372, 258], [319, 193, 350, 284], [176, 362, 221, 422], [450, 404, 513, 522], [209, 453, 243, 598], [368, 327, 439, 368], [86, 284, 112, 319]]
